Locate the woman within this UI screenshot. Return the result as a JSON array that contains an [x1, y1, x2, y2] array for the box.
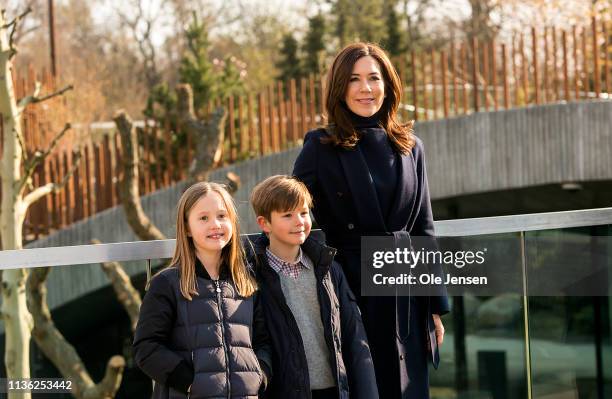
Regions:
[[293, 42, 449, 398]]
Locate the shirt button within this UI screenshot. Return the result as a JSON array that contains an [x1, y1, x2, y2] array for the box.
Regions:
[[347, 223, 354, 230]]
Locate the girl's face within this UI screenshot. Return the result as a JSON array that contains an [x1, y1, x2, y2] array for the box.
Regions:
[[344, 55, 385, 117], [186, 191, 233, 257]]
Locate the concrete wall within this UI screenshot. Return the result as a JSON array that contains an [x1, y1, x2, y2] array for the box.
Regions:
[[24, 100, 612, 310]]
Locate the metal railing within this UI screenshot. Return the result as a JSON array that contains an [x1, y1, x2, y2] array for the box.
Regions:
[[1, 207, 612, 270]]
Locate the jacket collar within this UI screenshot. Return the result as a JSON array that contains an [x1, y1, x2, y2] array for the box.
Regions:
[[248, 232, 337, 272], [337, 138, 418, 232], [195, 256, 230, 280]]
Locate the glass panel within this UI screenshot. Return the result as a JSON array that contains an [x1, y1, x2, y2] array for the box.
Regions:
[[430, 232, 528, 399], [525, 225, 612, 399]]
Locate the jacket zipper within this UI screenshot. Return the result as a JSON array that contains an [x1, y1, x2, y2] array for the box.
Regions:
[[214, 279, 231, 398], [321, 274, 342, 396]]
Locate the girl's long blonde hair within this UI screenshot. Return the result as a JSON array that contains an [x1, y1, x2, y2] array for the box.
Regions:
[[169, 182, 256, 299]]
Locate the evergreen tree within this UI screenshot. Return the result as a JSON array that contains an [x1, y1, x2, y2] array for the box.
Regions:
[[330, 0, 386, 45], [179, 12, 217, 111], [303, 14, 326, 75], [382, 7, 402, 56], [277, 33, 302, 81]]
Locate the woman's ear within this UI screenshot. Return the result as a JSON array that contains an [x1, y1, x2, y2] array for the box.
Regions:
[[256, 215, 271, 233]]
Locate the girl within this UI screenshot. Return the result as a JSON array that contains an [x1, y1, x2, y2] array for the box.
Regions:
[[293, 43, 449, 398], [133, 182, 272, 399]]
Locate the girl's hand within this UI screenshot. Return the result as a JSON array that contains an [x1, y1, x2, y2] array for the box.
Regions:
[[433, 314, 444, 346]]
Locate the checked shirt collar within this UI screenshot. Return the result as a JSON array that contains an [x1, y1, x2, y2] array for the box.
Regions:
[[265, 247, 312, 280]]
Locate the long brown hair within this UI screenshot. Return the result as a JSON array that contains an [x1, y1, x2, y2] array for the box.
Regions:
[[323, 42, 415, 154], [169, 182, 256, 300]]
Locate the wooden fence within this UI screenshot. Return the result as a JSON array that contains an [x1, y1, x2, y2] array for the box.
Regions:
[[1, 17, 611, 244]]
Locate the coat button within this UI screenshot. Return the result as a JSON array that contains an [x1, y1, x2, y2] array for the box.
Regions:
[[347, 223, 354, 230], [337, 191, 343, 197], [399, 354, 405, 360]]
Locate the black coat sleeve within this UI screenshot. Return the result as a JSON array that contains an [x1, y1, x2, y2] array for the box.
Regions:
[[133, 272, 193, 393], [292, 130, 319, 195], [252, 291, 273, 392], [333, 262, 379, 399], [411, 138, 450, 316]]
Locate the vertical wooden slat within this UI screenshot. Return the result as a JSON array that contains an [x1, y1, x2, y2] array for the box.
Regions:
[[300, 78, 308, 136], [72, 152, 83, 222], [103, 135, 114, 206], [290, 79, 299, 143], [441, 51, 449, 117], [450, 44, 459, 115], [239, 95, 248, 156], [151, 127, 161, 190], [592, 16, 601, 98], [582, 26, 589, 98], [604, 21, 610, 94], [430, 49, 437, 118], [268, 85, 280, 153], [94, 143, 105, 212], [277, 81, 287, 149], [62, 151, 71, 225], [544, 27, 550, 103], [411, 50, 419, 120], [319, 74, 326, 118], [520, 33, 528, 105], [552, 27, 560, 101], [309, 74, 316, 130], [532, 27, 540, 104], [420, 50, 429, 119], [84, 143, 95, 217], [471, 37, 480, 112], [248, 93, 256, 156], [562, 30, 570, 101], [43, 158, 52, 233], [228, 95, 236, 162], [573, 26, 580, 99], [50, 156, 60, 229], [491, 40, 498, 111], [31, 170, 40, 239], [461, 44, 469, 113], [258, 92, 268, 155], [502, 43, 509, 109], [164, 118, 172, 185], [513, 35, 520, 105], [398, 57, 407, 120], [483, 41, 490, 110]]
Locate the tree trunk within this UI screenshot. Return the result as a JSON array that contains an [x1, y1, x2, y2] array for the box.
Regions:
[[0, 11, 33, 397], [27, 267, 125, 399]]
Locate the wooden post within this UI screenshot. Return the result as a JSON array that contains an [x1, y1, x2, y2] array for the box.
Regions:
[[420, 50, 429, 119], [300, 78, 308, 136], [163, 118, 172, 185], [471, 37, 480, 112], [239, 95, 248, 156], [430, 49, 437, 118], [592, 17, 601, 98], [552, 27, 560, 101], [309, 74, 316, 130], [502, 43, 509, 109], [411, 51, 419, 121], [582, 26, 589, 98], [450, 44, 459, 115], [573, 26, 580, 99], [228, 95, 236, 162], [268, 85, 280, 153], [543, 27, 549, 103], [604, 21, 610, 94], [258, 92, 267, 155], [248, 93, 256, 155], [491, 39, 498, 111], [520, 34, 528, 105], [532, 27, 540, 104], [461, 44, 469, 113], [562, 30, 570, 101], [483, 41, 490, 110], [278, 81, 287, 149], [290, 79, 299, 143], [441, 51, 449, 117]]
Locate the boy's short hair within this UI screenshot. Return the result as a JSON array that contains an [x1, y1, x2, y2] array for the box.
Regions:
[[250, 175, 313, 220]]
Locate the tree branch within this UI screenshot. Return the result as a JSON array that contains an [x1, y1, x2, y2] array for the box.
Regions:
[[176, 84, 227, 184], [113, 110, 166, 241], [22, 149, 81, 208], [27, 267, 125, 399], [17, 84, 74, 115], [3, 6, 32, 55], [91, 239, 142, 332], [18, 123, 72, 196]]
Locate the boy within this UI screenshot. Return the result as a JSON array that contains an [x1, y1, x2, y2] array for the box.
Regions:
[[248, 175, 378, 399]]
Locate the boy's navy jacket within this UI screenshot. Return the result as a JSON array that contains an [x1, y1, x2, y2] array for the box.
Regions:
[[246, 232, 379, 399], [133, 260, 272, 399]]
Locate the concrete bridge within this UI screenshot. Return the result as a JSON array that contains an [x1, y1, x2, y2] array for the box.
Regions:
[[15, 99, 612, 315]]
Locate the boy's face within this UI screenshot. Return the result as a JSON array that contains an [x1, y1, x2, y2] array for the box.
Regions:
[[257, 202, 312, 248]]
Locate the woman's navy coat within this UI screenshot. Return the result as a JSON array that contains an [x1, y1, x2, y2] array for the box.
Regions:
[[293, 128, 450, 399]]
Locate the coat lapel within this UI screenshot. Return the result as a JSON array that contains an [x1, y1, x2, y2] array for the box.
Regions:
[[387, 151, 419, 231], [337, 146, 386, 232]]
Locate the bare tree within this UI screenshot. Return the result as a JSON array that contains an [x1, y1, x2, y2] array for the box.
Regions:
[[0, 7, 77, 397]]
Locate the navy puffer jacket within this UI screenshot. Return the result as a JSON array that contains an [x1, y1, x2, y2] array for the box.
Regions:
[[133, 261, 272, 399]]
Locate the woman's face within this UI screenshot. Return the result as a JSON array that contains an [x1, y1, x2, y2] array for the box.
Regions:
[[344, 55, 385, 117]]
